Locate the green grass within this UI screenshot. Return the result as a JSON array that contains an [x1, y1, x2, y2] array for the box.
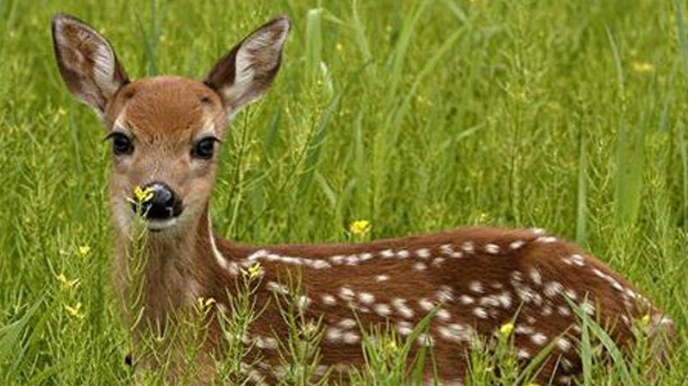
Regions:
[[0, 0, 687, 384]]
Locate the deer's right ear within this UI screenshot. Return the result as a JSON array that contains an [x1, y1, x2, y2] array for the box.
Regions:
[[52, 14, 129, 117]]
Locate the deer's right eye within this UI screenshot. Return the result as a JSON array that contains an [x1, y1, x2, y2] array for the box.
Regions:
[[108, 133, 134, 156]]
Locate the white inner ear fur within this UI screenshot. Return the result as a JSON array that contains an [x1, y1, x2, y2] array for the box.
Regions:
[[92, 42, 118, 97], [224, 19, 289, 115], [54, 18, 121, 117]]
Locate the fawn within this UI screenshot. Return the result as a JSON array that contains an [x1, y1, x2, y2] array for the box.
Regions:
[[52, 13, 674, 385]]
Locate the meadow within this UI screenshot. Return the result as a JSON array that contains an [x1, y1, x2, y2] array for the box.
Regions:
[[0, 0, 687, 384]]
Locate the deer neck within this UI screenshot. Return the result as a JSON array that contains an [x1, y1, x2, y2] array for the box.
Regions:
[[114, 204, 223, 331]]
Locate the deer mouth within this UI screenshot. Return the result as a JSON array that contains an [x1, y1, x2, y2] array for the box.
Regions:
[[145, 217, 178, 232]]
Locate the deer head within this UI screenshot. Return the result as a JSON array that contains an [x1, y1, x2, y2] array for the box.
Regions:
[[52, 13, 290, 236]]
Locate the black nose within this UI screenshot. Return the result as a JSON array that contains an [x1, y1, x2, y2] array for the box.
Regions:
[[131, 182, 182, 220]]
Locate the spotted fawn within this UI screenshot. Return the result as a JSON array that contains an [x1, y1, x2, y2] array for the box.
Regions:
[[52, 13, 674, 385]]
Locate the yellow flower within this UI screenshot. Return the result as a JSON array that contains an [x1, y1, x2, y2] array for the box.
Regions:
[[248, 263, 262, 279], [65, 302, 85, 319], [196, 296, 216, 310], [336, 43, 344, 52], [350, 220, 372, 236], [632, 62, 654, 73], [57, 107, 67, 117], [241, 263, 263, 280], [640, 314, 651, 327], [133, 185, 155, 204], [499, 322, 514, 337], [56, 273, 80, 291], [78, 245, 91, 256], [387, 339, 398, 352]]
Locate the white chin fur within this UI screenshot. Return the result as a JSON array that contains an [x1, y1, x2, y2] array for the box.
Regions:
[[147, 218, 177, 231]]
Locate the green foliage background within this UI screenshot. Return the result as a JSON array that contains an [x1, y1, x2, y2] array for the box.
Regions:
[[0, 0, 686, 384]]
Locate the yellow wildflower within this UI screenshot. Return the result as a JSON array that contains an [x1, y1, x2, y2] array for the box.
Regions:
[[133, 185, 155, 204], [336, 43, 344, 52], [499, 322, 514, 337], [248, 263, 262, 279], [196, 296, 216, 310], [350, 220, 372, 236], [241, 263, 263, 280], [57, 107, 67, 117], [632, 62, 654, 73], [56, 273, 80, 291], [78, 245, 91, 256], [640, 314, 651, 327], [65, 302, 85, 319]]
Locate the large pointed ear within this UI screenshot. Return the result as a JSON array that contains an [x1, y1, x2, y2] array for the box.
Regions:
[[51, 13, 129, 117], [204, 15, 290, 116]]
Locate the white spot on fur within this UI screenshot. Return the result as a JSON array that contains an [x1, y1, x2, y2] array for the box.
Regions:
[[338, 318, 357, 329], [436, 309, 451, 321], [397, 321, 413, 336], [510, 240, 526, 250], [416, 248, 431, 259], [380, 249, 395, 258], [345, 255, 360, 265], [497, 291, 513, 308], [484, 243, 500, 254], [393, 298, 414, 319], [571, 254, 585, 266], [329, 255, 345, 264], [322, 294, 336, 306], [437, 286, 455, 302], [473, 307, 488, 319], [296, 295, 311, 310], [397, 250, 410, 259], [529, 267, 542, 286], [339, 287, 355, 300], [374, 303, 391, 316], [267, 281, 289, 295], [413, 262, 427, 271], [358, 292, 375, 305], [531, 332, 548, 345], [557, 337, 571, 351], [255, 336, 278, 350], [326, 327, 342, 341], [418, 298, 434, 311], [376, 274, 389, 282], [544, 281, 564, 298], [416, 333, 434, 346], [469, 281, 484, 294]]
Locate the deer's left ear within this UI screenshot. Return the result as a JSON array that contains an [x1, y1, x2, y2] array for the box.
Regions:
[[204, 15, 290, 116]]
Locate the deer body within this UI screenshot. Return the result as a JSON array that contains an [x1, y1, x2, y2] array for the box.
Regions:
[[52, 14, 673, 385]]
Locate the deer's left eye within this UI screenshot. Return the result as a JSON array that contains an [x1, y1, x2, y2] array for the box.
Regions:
[[192, 137, 218, 160]]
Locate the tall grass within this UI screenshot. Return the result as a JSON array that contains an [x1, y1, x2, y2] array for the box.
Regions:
[[0, 0, 686, 384]]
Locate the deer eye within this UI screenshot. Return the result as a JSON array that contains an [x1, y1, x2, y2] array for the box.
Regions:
[[107, 132, 134, 156], [192, 137, 218, 160]]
